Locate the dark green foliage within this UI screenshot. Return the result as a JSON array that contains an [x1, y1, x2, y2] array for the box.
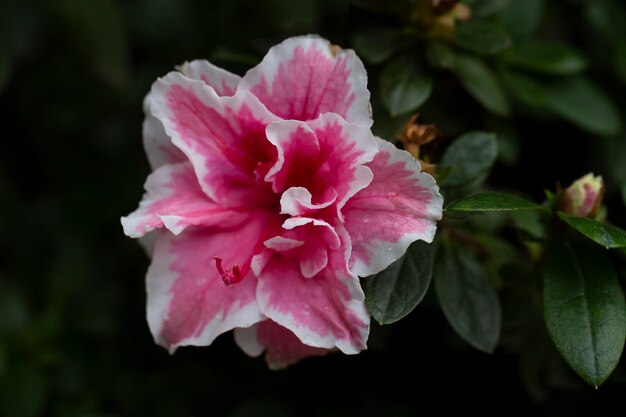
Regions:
[[543, 243, 626, 387]]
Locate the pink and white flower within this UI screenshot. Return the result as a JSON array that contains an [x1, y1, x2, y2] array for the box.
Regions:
[[122, 35, 443, 368]]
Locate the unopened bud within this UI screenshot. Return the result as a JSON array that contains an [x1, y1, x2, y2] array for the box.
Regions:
[[563, 173, 605, 219]]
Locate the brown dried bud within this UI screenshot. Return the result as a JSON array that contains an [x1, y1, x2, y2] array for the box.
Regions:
[[400, 114, 442, 149], [398, 113, 443, 173]]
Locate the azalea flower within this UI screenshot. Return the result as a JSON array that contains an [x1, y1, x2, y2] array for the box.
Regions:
[[121, 35, 443, 369]]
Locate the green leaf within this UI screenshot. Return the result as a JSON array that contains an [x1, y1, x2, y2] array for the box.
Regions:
[[543, 76, 621, 136], [435, 242, 501, 353], [453, 20, 512, 56], [447, 192, 545, 212], [500, 0, 544, 39], [353, 29, 400, 64], [441, 131, 498, 187], [558, 212, 626, 249], [510, 210, 545, 240], [379, 55, 433, 116], [426, 41, 456, 70], [453, 54, 510, 116], [499, 68, 546, 108], [504, 41, 587, 75], [365, 241, 435, 325], [543, 243, 626, 387]]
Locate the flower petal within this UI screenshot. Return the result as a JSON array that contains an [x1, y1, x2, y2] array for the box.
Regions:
[[264, 236, 305, 251], [146, 212, 276, 352], [265, 114, 377, 217], [234, 321, 330, 369], [238, 35, 371, 125], [343, 138, 443, 277], [179, 60, 240, 96], [143, 61, 241, 170], [121, 162, 241, 238], [143, 92, 187, 170], [255, 223, 369, 354], [149, 72, 279, 207], [279, 187, 337, 217]]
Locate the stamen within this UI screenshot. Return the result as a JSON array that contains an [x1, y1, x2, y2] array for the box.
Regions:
[[213, 256, 243, 286]]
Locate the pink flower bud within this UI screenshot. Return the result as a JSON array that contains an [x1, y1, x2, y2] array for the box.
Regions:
[[564, 173, 605, 218]]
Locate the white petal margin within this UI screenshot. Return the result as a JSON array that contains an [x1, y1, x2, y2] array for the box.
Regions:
[[237, 35, 372, 126], [178, 60, 241, 96], [344, 138, 443, 277], [233, 325, 264, 357], [143, 92, 187, 170]]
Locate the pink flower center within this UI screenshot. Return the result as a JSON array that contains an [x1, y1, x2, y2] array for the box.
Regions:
[[213, 256, 244, 286]]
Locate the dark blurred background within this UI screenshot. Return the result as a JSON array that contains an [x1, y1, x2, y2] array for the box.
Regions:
[[1, 0, 625, 416]]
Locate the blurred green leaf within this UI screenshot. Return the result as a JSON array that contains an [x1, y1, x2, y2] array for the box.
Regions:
[[504, 41, 587, 75], [441, 131, 498, 187], [453, 20, 512, 56], [379, 55, 433, 116], [447, 192, 545, 212], [353, 29, 400, 64], [543, 243, 626, 387], [464, 0, 511, 17], [510, 210, 545, 240], [453, 54, 510, 116], [365, 241, 435, 325], [426, 41, 456, 70], [543, 76, 621, 136], [500, 0, 544, 38], [435, 241, 502, 353], [0, 362, 48, 417], [584, 0, 626, 41], [499, 68, 546, 108], [558, 212, 626, 249]]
